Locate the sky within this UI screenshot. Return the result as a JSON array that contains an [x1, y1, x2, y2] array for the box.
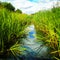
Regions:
[[0, 0, 60, 14]]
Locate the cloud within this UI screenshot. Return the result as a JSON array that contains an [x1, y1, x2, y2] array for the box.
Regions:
[[0, 0, 60, 14]]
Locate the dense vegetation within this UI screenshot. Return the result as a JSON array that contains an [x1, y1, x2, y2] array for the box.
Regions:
[[0, 2, 15, 11], [32, 7, 60, 59], [0, 1, 60, 60]]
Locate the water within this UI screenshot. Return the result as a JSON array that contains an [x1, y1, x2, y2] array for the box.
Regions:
[[21, 25, 51, 60], [7, 25, 51, 60]]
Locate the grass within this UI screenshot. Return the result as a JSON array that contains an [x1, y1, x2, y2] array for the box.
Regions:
[[0, 8, 31, 58], [0, 6, 60, 59], [32, 7, 60, 59]]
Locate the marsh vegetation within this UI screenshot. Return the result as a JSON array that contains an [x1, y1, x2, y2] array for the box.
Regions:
[[0, 1, 60, 60]]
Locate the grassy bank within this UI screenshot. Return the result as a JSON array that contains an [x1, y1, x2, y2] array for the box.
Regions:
[[0, 8, 31, 58], [32, 7, 60, 59]]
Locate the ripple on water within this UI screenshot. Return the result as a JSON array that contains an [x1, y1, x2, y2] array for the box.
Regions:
[[22, 25, 51, 59]]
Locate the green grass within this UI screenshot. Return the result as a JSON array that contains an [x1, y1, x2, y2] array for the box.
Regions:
[[0, 6, 60, 59], [0, 8, 31, 57], [32, 7, 60, 59]]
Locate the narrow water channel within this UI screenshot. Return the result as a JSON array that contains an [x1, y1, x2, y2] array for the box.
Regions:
[[21, 25, 51, 60], [7, 25, 51, 60]]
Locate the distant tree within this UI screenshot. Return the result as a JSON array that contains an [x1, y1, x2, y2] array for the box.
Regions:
[[56, 1, 60, 7], [0, 1, 1, 5], [0, 2, 15, 11], [52, 1, 60, 13], [15, 9, 22, 13], [0, 2, 4, 8], [4, 3, 15, 11]]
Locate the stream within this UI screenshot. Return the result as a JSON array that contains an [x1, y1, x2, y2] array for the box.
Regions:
[[7, 25, 51, 60], [19, 25, 51, 60]]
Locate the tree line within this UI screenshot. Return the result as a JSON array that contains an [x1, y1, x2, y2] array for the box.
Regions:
[[0, 1, 22, 13]]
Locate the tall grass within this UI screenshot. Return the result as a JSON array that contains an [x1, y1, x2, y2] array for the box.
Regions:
[[0, 6, 60, 59], [0, 8, 31, 58], [32, 7, 60, 59]]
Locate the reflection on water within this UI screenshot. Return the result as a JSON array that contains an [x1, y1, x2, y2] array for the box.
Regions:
[[22, 25, 51, 60], [23, 25, 36, 45], [7, 25, 51, 60]]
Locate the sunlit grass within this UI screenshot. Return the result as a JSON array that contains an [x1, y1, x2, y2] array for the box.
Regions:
[[32, 7, 60, 59], [0, 8, 31, 57], [0, 6, 60, 59]]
